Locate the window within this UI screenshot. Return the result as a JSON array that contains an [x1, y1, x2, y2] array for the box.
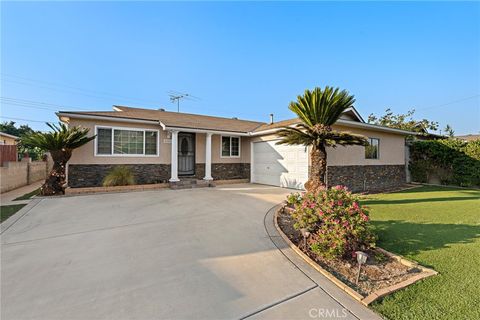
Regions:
[[145, 131, 158, 155], [95, 127, 159, 156], [221, 136, 240, 157], [114, 130, 144, 155], [365, 138, 379, 159], [97, 128, 112, 154]]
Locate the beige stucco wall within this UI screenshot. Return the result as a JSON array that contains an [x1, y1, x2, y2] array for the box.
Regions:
[[326, 125, 406, 166], [68, 119, 251, 165], [68, 119, 169, 164], [67, 118, 404, 167], [251, 125, 406, 166], [0, 160, 49, 193], [195, 133, 250, 163], [0, 135, 17, 145]]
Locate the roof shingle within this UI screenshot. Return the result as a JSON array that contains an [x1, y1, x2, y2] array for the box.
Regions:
[[60, 106, 265, 133]]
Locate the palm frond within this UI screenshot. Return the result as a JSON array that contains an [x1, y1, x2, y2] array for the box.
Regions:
[[20, 122, 95, 151], [276, 127, 315, 146], [323, 131, 368, 147], [288, 86, 355, 127]]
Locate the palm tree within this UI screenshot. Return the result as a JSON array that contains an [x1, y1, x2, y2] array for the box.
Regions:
[[21, 123, 95, 196], [277, 86, 368, 191]]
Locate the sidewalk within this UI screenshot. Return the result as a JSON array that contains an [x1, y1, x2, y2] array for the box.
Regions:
[[0, 181, 43, 206]]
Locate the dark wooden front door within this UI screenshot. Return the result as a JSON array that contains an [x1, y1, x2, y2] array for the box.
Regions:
[[178, 133, 195, 175]]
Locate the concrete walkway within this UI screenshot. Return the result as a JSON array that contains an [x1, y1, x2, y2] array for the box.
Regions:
[[1, 184, 381, 320], [0, 181, 42, 205]]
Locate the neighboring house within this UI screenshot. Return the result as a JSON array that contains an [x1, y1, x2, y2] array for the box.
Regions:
[[0, 132, 19, 145], [455, 134, 480, 142], [57, 106, 417, 192]]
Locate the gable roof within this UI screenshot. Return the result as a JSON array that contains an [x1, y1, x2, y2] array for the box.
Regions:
[[58, 105, 418, 136], [58, 106, 264, 134]]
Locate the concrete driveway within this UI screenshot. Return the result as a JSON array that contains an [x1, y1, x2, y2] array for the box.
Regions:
[[1, 184, 380, 320]]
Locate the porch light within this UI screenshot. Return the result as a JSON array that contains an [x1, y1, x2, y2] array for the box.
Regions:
[[355, 251, 368, 284]]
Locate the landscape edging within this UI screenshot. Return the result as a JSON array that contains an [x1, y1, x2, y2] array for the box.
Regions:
[[274, 205, 438, 305]]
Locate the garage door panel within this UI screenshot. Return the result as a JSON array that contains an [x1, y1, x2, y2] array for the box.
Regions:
[[252, 141, 308, 190]]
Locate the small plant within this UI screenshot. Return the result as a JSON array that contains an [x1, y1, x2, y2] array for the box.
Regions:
[[103, 166, 136, 187], [286, 192, 303, 207], [374, 252, 388, 264], [287, 185, 376, 259]]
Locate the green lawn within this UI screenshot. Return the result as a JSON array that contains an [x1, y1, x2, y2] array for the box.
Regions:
[[13, 188, 40, 201], [361, 186, 480, 320], [0, 204, 26, 223]]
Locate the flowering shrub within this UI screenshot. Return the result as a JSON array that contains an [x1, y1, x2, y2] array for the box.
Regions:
[[287, 185, 376, 259], [286, 192, 303, 207]]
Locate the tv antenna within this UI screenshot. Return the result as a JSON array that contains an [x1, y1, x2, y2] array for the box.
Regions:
[[168, 91, 200, 112]]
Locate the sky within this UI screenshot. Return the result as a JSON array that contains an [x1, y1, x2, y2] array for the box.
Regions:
[[1, 1, 479, 135]]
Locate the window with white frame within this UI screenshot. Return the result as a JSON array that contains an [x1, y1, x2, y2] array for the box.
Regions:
[[96, 127, 158, 156], [221, 136, 240, 157], [365, 138, 379, 159]]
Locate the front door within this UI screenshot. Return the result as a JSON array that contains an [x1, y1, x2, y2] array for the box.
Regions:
[[178, 133, 195, 175]]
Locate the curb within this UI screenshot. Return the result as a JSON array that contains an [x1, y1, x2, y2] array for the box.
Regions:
[[1, 198, 43, 235], [274, 206, 438, 306]]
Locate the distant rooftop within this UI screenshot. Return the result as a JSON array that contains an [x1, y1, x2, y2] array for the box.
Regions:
[[455, 134, 480, 141]]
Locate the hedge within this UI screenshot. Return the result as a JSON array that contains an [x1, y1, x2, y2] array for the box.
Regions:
[[409, 139, 480, 187]]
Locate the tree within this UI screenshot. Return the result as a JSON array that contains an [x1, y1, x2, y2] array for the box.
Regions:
[[367, 108, 438, 134], [20, 123, 95, 196], [277, 86, 368, 191], [0, 121, 36, 137], [443, 124, 455, 138], [0, 121, 44, 160]]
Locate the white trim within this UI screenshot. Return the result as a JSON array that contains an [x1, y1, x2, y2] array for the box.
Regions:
[[344, 107, 365, 123], [250, 119, 421, 136], [204, 132, 213, 181], [336, 119, 419, 135], [94, 125, 160, 157], [57, 112, 160, 125], [169, 130, 180, 182], [250, 141, 254, 183], [0, 132, 19, 139], [220, 135, 241, 158], [164, 126, 249, 136]]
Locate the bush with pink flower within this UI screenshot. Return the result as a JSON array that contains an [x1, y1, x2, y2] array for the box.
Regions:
[[286, 185, 376, 259]]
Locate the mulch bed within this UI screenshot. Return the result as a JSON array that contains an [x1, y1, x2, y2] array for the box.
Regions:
[[277, 208, 423, 297]]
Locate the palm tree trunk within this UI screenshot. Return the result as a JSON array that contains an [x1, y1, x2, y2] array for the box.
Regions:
[[41, 150, 72, 196], [306, 143, 327, 191]]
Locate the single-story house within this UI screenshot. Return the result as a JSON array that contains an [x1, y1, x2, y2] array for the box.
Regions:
[[57, 105, 416, 192], [0, 132, 19, 145]]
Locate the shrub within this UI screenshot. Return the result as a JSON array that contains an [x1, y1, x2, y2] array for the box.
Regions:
[[102, 166, 136, 187], [409, 139, 480, 187], [286, 192, 303, 207], [287, 186, 376, 259]]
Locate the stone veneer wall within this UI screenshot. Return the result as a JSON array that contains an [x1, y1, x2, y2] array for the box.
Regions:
[[326, 165, 406, 192], [68, 164, 171, 188], [195, 163, 250, 180], [68, 163, 250, 188]]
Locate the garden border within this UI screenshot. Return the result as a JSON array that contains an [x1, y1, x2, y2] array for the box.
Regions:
[[274, 205, 438, 305]]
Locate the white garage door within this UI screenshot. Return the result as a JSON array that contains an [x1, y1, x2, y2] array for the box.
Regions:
[[252, 140, 309, 190]]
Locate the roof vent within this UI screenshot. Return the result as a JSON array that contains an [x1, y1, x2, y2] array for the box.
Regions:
[[232, 117, 238, 120], [158, 108, 165, 112], [270, 113, 274, 124]]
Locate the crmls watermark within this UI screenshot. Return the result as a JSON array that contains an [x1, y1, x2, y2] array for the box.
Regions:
[[309, 308, 349, 318]]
